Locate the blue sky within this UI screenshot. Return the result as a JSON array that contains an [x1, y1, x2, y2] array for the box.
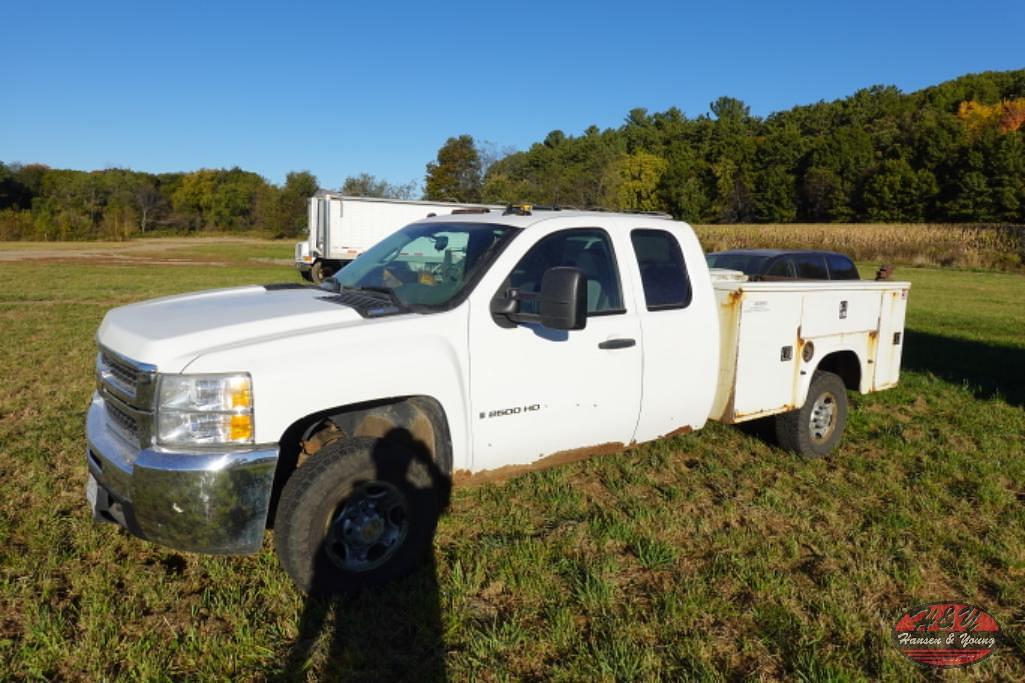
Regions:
[[3, 1, 1023, 190]]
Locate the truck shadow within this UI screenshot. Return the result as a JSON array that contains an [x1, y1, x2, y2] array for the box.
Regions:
[[270, 429, 451, 682], [902, 329, 1025, 408]]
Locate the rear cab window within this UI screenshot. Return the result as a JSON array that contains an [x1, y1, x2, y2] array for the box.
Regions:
[[630, 229, 692, 309]]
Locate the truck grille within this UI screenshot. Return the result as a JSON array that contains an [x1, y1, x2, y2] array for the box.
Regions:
[[97, 347, 157, 408], [101, 351, 140, 395], [105, 398, 139, 442], [96, 346, 157, 447]]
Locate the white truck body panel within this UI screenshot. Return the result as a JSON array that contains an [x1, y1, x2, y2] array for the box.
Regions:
[[184, 307, 475, 468], [711, 280, 910, 423], [97, 286, 362, 372], [621, 221, 719, 444]]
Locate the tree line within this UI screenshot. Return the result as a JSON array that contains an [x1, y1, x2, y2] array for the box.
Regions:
[[0, 164, 321, 240], [426, 69, 1025, 224], [3, 69, 1023, 241]]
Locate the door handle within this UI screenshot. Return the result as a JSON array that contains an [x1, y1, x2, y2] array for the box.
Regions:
[[598, 338, 636, 350]]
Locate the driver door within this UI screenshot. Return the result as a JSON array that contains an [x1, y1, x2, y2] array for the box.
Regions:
[[468, 228, 643, 473]]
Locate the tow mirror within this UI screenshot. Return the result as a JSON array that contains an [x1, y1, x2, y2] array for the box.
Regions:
[[539, 267, 587, 330]]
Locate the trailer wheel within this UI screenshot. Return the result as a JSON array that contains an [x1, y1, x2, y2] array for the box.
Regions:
[[774, 370, 848, 458], [309, 261, 325, 284], [274, 437, 442, 595]]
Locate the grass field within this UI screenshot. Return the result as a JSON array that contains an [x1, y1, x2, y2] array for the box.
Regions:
[[0, 240, 1023, 680]]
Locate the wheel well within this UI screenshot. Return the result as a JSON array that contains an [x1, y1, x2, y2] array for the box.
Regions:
[[267, 396, 453, 528], [816, 351, 861, 391]]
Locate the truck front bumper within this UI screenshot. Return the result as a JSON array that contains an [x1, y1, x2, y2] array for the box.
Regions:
[[85, 393, 279, 555]]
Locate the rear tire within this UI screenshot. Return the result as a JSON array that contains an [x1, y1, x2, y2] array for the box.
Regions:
[[274, 437, 442, 595], [775, 370, 848, 458]]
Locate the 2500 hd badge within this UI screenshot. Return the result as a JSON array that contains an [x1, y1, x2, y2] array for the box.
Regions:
[[480, 404, 542, 419]]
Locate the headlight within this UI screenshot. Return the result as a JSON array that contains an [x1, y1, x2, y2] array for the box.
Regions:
[[156, 373, 254, 446]]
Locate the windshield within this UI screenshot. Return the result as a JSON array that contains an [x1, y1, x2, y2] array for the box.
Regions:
[[322, 222, 518, 309], [706, 252, 773, 275]]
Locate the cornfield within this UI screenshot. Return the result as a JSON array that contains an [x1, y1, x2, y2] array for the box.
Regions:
[[694, 223, 1025, 271]]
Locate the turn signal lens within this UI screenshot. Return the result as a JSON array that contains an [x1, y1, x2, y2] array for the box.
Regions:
[[229, 414, 254, 441]]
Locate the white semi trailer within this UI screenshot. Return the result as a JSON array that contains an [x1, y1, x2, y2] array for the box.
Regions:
[[295, 192, 502, 283]]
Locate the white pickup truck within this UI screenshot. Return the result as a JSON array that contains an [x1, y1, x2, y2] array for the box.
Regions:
[[86, 208, 909, 594]]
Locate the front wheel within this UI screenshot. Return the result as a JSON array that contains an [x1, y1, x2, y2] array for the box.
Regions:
[[774, 370, 848, 458], [309, 260, 325, 284], [274, 437, 444, 595]]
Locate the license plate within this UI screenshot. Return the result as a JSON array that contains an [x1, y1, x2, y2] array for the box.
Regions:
[[86, 474, 98, 510]]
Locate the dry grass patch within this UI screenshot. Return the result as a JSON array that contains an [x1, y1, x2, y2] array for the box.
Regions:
[[697, 223, 1025, 271]]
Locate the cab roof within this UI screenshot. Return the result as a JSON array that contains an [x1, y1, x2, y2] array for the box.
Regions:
[[418, 207, 680, 229]]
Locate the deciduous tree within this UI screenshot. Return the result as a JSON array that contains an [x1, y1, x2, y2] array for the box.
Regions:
[[425, 135, 482, 202]]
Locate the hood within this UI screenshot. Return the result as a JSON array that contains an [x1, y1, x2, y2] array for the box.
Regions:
[[97, 285, 368, 371]]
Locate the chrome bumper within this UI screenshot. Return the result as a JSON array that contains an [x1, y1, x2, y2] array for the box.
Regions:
[[85, 392, 278, 555]]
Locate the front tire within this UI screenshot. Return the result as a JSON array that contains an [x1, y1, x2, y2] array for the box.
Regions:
[[274, 437, 443, 595], [774, 370, 848, 458], [309, 260, 325, 284]]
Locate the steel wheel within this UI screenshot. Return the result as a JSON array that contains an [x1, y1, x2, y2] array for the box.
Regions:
[[325, 481, 409, 572], [808, 390, 838, 443]]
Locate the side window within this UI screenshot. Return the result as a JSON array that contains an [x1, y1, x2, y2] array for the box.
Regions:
[[766, 258, 796, 278], [506, 228, 624, 315], [826, 253, 860, 280], [630, 229, 692, 310], [794, 254, 828, 279]]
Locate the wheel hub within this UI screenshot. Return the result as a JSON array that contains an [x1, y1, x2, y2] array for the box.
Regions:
[[325, 481, 409, 572], [809, 391, 837, 443]]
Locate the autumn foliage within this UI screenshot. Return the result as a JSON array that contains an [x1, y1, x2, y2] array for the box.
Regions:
[[957, 98, 1025, 136]]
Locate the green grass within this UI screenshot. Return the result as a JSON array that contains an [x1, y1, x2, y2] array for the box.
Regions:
[[0, 241, 1023, 680]]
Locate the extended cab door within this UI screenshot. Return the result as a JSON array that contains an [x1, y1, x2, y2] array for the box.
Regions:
[[626, 227, 719, 442], [468, 227, 643, 473]]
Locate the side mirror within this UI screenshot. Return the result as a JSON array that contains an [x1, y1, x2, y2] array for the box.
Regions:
[[539, 267, 587, 330]]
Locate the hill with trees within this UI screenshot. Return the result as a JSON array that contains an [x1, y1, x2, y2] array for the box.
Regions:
[[428, 69, 1025, 224], [3, 69, 1024, 241]]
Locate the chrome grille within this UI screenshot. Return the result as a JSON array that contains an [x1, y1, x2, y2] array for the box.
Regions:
[[102, 351, 139, 394], [96, 346, 157, 447], [97, 346, 157, 409]]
